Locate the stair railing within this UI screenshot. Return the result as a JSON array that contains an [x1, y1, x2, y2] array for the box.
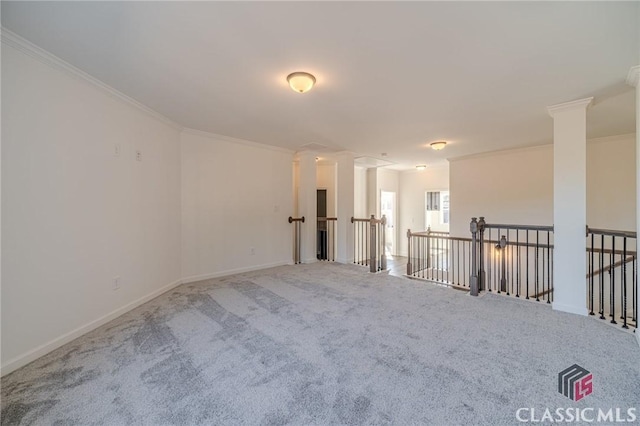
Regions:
[[288, 216, 305, 264], [587, 227, 637, 329], [317, 217, 337, 261], [351, 215, 387, 272]]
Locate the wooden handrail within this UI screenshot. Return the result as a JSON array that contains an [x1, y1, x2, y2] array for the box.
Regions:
[[485, 223, 554, 232], [587, 255, 636, 279], [351, 217, 369, 223], [587, 227, 636, 238]]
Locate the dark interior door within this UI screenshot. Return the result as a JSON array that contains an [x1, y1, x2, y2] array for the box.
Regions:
[[317, 190, 327, 259]]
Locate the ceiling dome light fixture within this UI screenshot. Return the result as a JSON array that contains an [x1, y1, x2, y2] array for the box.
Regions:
[[416, 165, 427, 171], [430, 141, 447, 151], [287, 72, 316, 93]]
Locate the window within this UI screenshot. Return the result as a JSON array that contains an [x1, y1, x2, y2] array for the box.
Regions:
[[441, 192, 450, 224], [426, 191, 440, 211], [425, 191, 450, 228]]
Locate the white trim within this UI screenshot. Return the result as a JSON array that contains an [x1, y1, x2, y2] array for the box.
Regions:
[[626, 65, 639, 88], [547, 97, 594, 117], [1, 27, 183, 131], [552, 302, 589, 317], [400, 163, 449, 174], [1, 278, 183, 376], [181, 128, 294, 155], [448, 143, 552, 163], [635, 331, 640, 348], [587, 133, 636, 145], [447, 133, 636, 164], [181, 261, 290, 285]]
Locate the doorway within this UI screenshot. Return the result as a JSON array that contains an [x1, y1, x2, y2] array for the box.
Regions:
[[380, 191, 396, 255], [317, 189, 327, 259]]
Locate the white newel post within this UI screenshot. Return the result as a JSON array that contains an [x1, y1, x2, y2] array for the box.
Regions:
[[297, 151, 317, 263], [627, 65, 639, 345], [336, 152, 355, 264], [547, 97, 593, 316]]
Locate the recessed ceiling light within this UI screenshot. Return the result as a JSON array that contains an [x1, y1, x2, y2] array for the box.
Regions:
[[430, 141, 447, 151], [287, 72, 316, 93], [416, 165, 427, 171]]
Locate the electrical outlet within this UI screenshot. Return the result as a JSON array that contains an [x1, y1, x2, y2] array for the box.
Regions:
[[136, 150, 142, 161], [114, 144, 121, 157], [250, 247, 256, 255], [113, 276, 121, 290]]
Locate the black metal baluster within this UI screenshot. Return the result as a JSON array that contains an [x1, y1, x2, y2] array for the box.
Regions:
[[550, 239, 553, 302], [526, 229, 529, 300], [611, 236, 616, 324], [488, 229, 493, 292], [546, 230, 551, 303], [633, 254, 637, 327], [457, 240, 460, 285], [535, 230, 540, 302], [600, 234, 605, 319], [516, 230, 520, 297], [511, 230, 514, 296], [589, 232, 594, 315], [463, 240, 467, 287], [622, 237, 628, 329]]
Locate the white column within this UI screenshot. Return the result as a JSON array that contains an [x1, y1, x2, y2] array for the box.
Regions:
[[366, 168, 378, 217], [336, 152, 355, 264], [297, 151, 317, 263], [627, 65, 639, 345], [547, 97, 593, 316]]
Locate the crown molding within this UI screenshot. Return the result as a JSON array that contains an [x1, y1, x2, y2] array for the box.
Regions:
[[586, 133, 636, 144], [547, 97, 593, 117], [627, 65, 640, 88], [1, 27, 183, 131], [181, 128, 294, 155], [448, 143, 552, 163]]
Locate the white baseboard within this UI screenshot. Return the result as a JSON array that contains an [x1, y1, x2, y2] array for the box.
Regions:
[[635, 331, 640, 349], [1, 278, 183, 376], [181, 261, 290, 284], [552, 302, 588, 317]]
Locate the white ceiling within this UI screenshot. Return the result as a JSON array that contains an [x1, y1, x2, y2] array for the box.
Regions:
[[2, 1, 638, 169]]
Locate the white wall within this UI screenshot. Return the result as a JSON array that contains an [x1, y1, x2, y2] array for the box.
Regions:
[[449, 135, 636, 237], [449, 145, 554, 237], [354, 166, 367, 218], [587, 134, 636, 231], [1, 45, 182, 373], [398, 165, 449, 255], [180, 131, 293, 282], [316, 163, 336, 217]]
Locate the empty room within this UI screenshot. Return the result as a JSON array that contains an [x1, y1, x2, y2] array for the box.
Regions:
[[1, 1, 639, 425]]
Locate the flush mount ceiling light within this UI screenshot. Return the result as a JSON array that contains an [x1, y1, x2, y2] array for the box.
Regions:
[[430, 141, 447, 151], [287, 72, 316, 93], [416, 165, 427, 171]]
